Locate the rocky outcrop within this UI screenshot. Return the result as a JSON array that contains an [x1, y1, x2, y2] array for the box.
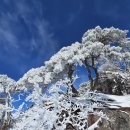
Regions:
[[89, 109, 130, 130], [64, 109, 130, 130], [96, 71, 130, 95]]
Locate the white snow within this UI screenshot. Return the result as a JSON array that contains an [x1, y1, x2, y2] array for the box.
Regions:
[[106, 94, 130, 108]]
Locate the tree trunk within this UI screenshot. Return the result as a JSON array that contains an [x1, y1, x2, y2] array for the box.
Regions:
[[93, 66, 99, 87], [84, 59, 94, 89], [91, 57, 99, 88], [67, 64, 78, 96], [1, 93, 11, 130]]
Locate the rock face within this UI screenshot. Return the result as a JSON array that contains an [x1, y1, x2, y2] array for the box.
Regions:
[[65, 109, 130, 130], [109, 110, 130, 130], [78, 71, 130, 130], [96, 109, 130, 130], [96, 71, 130, 95]]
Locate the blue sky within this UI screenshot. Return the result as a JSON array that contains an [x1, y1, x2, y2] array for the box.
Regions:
[[0, 0, 130, 80]]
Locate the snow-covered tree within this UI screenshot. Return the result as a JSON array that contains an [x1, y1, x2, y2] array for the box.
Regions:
[[78, 26, 130, 91], [17, 27, 130, 95], [11, 79, 107, 130], [0, 75, 16, 130], [17, 66, 46, 93], [1, 26, 130, 130]]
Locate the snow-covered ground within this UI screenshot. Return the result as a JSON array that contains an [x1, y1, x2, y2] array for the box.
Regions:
[[76, 92, 130, 109], [106, 94, 130, 108]]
